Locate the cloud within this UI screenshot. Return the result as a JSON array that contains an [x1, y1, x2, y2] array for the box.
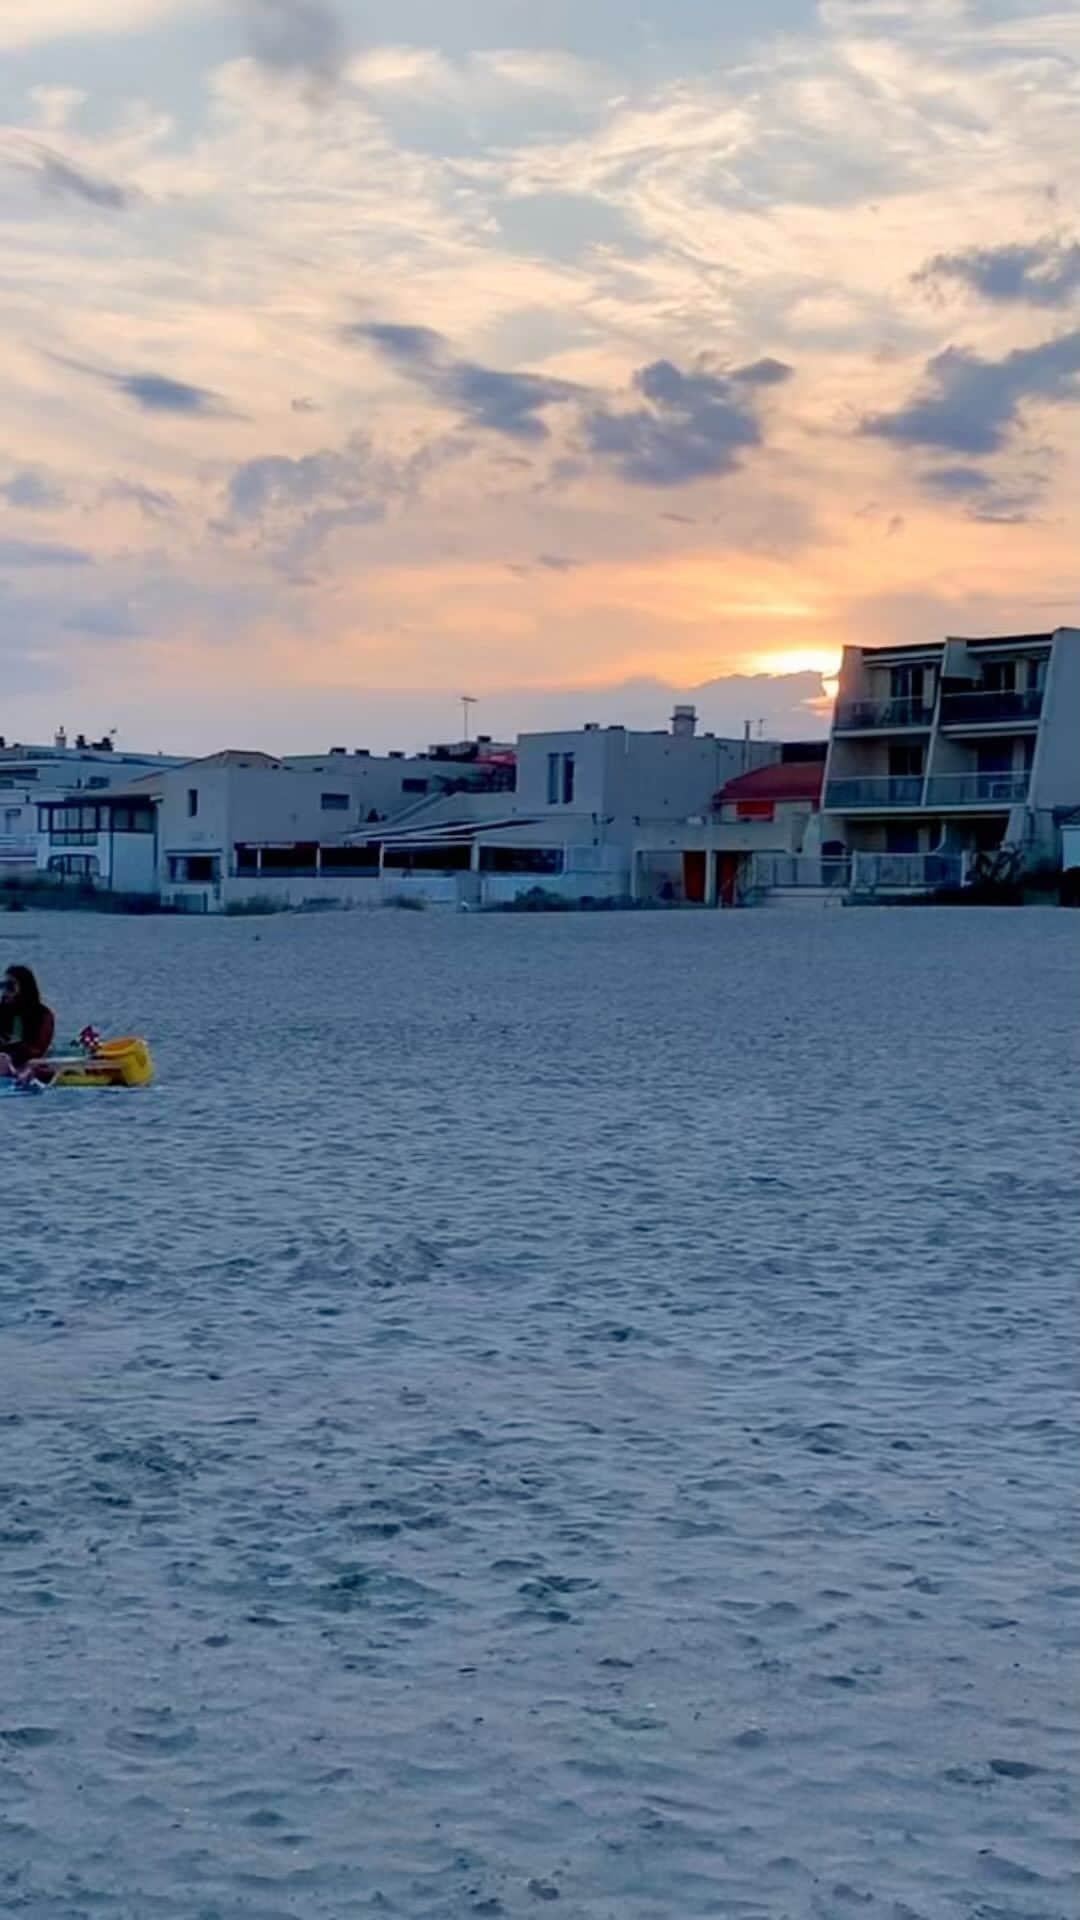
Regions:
[[240, 0, 347, 89], [584, 357, 793, 487], [1, 469, 68, 510], [104, 479, 178, 517], [919, 463, 1045, 524], [0, 537, 92, 568], [353, 323, 582, 441], [863, 329, 1080, 455], [114, 372, 231, 415], [226, 435, 387, 523], [56, 360, 235, 417], [30, 145, 131, 210], [916, 237, 1080, 309]]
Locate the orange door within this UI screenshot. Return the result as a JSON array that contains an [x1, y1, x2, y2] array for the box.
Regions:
[[683, 850, 707, 903]]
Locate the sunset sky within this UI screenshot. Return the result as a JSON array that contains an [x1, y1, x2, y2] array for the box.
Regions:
[[1, 0, 1077, 752]]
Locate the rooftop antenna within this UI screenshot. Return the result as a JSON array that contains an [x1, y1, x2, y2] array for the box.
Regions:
[[461, 694, 477, 743]]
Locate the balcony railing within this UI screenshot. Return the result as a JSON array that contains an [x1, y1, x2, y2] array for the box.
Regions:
[[923, 774, 1029, 807], [939, 688, 1043, 727], [834, 698, 935, 732], [824, 777, 924, 810], [748, 854, 852, 891], [850, 852, 963, 893]]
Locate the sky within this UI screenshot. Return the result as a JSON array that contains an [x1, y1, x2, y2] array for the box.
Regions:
[[0, 0, 1077, 754]]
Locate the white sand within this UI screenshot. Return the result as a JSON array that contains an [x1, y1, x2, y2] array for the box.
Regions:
[[1, 906, 1078, 1918]]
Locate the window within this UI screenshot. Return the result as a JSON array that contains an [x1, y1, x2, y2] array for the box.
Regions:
[[983, 661, 1016, 694], [48, 853, 99, 878], [885, 825, 919, 854], [546, 751, 576, 805], [1027, 658, 1045, 692], [479, 847, 564, 874], [110, 805, 155, 833], [401, 778, 429, 794], [976, 742, 1013, 775], [187, 788, 199, 817], [46, 803, 101, 846], [890, 665, 925, 702], [888, 744, 924, 778], [321, 792, 350, 811], [168, 853, 219, 883]]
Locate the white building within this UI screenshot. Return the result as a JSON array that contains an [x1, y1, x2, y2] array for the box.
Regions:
[[3, 733, 182, 879], [372, 711, 786, 908], [34, 743, 508, 910], [822, 626, 1080, 888]]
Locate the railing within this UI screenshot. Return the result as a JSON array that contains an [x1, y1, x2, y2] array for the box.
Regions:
[[834, 698, 935, 731], [0, 834, 37, 864], [824, 778, 924, 810], [850, 852, 963, 893], [748, 854, 851, 891], [923, 774, 1029, 807], [939, 689, 1043, 726]]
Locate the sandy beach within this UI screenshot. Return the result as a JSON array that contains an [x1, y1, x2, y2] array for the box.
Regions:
[[2, 906, 1077, 1918]]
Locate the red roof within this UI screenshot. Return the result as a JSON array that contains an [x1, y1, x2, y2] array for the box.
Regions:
[[717, 761, 824, 806]]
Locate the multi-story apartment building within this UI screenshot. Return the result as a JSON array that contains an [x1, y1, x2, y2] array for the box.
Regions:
[[822, 627, 1080, 882]]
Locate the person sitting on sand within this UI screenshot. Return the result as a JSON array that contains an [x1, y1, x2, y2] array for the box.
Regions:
[[0, 965, 56, 1083]]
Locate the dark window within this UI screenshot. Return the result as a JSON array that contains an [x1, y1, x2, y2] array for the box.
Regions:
[[888, 744, 924, 778], [562, 754, 576, 805], [169, 853, 218, 883], [321, 792, 350, 811], [890, 665, 925, 702], [547, 753, 560, 805], [321, 844, 380, 874], [479, 846, 564, 874], [401, 778, 429, 795], [187, 788, 199, 817], [976, 742, 1013, 775], [48, 853, 99, 878], [983, 661, 1016, 693], [382, 845, 472, 872], [885, 825, 919, 854], [110, 804, 155, 833]]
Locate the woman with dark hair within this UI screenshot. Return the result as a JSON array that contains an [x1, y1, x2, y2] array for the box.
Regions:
[[0, 965, 56, 1082]]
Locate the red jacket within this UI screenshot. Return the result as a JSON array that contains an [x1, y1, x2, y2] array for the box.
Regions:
[[0, 1005, 55, 1069]]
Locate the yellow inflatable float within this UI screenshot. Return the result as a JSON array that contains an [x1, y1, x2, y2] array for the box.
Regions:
[[50, 1034, 155, 1089]]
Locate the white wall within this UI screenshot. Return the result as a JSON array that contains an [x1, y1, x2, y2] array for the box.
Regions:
[[514, 727, 774, 826], [1031, 629, 1080, 811]]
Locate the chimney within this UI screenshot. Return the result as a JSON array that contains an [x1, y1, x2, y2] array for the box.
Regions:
[[671, 704, 697, 739], [55, 727, 68, 751]]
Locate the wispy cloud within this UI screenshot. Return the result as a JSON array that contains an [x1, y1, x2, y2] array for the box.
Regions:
[[1, 469, 68, 510], [916, 237, 1080, 308], [353, 323, 582, 441], [863, 330, 1080, 455], [919, 463, 1046, 523], [0, 536, 92, 568], [55, 359, 236, 417], [28, 142, 131, 209]]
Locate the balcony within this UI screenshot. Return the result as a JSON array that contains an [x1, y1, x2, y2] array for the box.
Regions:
[[923, 774, 1029, 808], [824, 777, 924, 810], [834, 698, 935, 732], [939, 688, 1043, 727]]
